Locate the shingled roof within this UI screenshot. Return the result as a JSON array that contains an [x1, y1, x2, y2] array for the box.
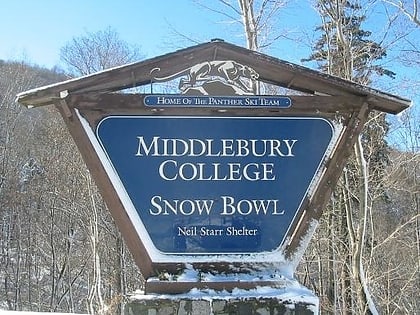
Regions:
[[17, 40, 411, 115]]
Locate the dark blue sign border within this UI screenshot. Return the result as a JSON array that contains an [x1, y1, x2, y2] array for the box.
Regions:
[[96, 116, 334, 255]]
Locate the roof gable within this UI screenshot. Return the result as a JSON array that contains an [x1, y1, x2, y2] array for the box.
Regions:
[[17, 40, 411, 114]]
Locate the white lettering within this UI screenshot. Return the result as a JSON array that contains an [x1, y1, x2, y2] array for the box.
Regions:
[[158, 161, 275, 181], [135, 137, 298, 158], [149, 195, 214, 215], [135, 136, 159, 156], [220, 196, 284, 215]]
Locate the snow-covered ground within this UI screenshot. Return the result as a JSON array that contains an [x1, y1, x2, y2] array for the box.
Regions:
[[0, 312, 87, 315]]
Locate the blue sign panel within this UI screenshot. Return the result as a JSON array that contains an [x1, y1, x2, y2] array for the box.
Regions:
[[144, 95, 291, 108], [96, 116, 334, 254]]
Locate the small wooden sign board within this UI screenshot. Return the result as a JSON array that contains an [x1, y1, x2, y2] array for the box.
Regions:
[[17, 40, 410, 294]]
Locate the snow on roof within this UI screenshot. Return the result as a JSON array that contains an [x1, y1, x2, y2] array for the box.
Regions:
[[16, 41, 411, 114]]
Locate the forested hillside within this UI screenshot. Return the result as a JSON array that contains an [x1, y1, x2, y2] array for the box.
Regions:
[[1, 1, 419, 313], [0, 60, 142, 313], [294, 1, 419, 313], [0, 56, 418, 314]]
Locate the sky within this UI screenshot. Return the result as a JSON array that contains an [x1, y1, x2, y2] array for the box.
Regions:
[[0, 0, 319, 69], [0, 0, 418, 115]]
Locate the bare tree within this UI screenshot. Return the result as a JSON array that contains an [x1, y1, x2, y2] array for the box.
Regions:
[[192, 0, 288, 50], [383, 0, 420, 26], [60, 27, 142, 76]]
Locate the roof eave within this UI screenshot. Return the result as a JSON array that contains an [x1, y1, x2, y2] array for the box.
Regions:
[[16, 40, 411, 114]]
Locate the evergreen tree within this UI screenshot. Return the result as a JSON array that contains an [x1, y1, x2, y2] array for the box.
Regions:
[[302, 0, 395, 84], [300, 1, 396, 314]]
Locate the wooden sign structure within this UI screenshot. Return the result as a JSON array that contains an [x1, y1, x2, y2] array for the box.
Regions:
[[17, 40, 410, 295]]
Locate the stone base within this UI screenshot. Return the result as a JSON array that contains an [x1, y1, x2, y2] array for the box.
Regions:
[[124, 287, 318, 315]]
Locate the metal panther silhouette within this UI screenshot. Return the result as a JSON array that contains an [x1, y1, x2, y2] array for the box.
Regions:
[[150, 60, 259, 94]]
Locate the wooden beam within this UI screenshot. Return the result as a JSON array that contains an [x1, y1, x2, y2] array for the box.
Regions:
[[70, 92, 362, 117], [55, 99, 155, 278], [63, 92, 367, 278], [16, 41, 410, 114], [284, 103, 371, 260]]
